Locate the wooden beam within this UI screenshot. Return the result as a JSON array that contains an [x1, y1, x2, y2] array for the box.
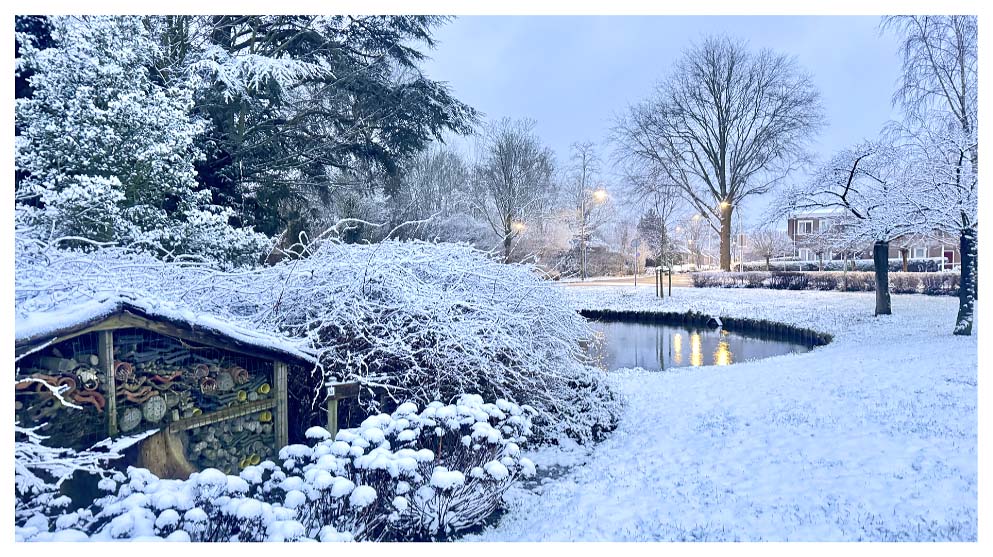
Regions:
[[167, 399, 275, 433], [274, 361, 288, 448], [98, 330, 117, 436]]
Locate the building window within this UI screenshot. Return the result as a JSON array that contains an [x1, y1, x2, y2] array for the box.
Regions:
[[912, 246, 927, 259], [796, 220, 813, 235], [798, 248, 814, 261]]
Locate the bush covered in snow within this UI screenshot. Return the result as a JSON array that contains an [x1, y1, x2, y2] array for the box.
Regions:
[[16, 395, 537, 542], [16, 232, 621, 444], [692, 270, 959, 296], [740, 257, 947, 273]]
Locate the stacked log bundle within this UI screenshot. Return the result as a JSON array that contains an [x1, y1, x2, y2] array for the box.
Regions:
[[15, 332, 108, 449], [16, 327, 281, 477]]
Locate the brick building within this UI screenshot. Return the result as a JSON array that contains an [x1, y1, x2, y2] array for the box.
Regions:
[[786, 208, 960, 269]]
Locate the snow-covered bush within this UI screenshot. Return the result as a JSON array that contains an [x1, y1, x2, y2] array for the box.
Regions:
[[19, 395, 536, 542], [692, 271, 959, 296], [740, 257, 946, 273], [15, 16, 269, 266], [919, 272, 960, 296], [16, 232, 620, 444]]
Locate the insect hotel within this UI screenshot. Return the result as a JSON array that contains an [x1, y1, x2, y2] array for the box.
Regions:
[[15, 298, 319, 479]]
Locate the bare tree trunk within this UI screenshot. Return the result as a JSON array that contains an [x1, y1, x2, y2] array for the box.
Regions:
[[873, 240, 892, 315], [503, 231, 512, 262], [900, 248, 909, 272], [719, 207, 733, 271], [954, 227, 977, 335], [766, 255, 771, 271]]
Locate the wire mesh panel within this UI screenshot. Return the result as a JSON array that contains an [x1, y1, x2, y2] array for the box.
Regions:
[[112, 327, 278, 475], [15, 332, 107, 450]]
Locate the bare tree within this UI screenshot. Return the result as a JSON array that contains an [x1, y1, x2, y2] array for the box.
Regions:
[[636, 209, 671, 268], [747, 228, 793, 270], [615, 35, 824, 271], [882, 16, 978, 335], [475, 118, 555, 261], [562, 142, 612, 278], [775, 140, 925, 315], [387, 147, 492, 244], [673, 213, 717, 269], [616, 157, 685, 270]]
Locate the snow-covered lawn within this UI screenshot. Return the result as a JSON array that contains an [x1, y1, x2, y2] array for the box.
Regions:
[[469, 286, 977, 541]]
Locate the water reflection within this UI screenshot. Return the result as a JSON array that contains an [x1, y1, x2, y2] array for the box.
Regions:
[[714, 339, 732, 366], [587, 319, 813, 371], [690, 332, 703, 367]]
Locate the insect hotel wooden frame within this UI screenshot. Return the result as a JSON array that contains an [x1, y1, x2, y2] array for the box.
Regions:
[[15, 300, 317, 479]]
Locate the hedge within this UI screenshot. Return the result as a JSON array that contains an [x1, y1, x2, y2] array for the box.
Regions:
[[740, 258, 947, 273], [692, 271, 960, 296]]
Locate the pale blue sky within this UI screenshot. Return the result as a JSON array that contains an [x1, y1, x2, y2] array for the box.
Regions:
[[420, 15, 905, 225]]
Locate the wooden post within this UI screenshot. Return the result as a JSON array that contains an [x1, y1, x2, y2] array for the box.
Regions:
[[274, 361, 288, 448], [325, 382, 360, 438], [98, 330, 117, 436], [327, 398, 339, 439], [668, 268, 672, 296]]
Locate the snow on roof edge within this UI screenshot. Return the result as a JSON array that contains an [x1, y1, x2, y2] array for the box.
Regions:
[[15, 295, 316, 365]]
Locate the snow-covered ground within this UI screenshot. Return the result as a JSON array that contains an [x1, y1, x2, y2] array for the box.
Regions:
[[468, 286, 977, 541]]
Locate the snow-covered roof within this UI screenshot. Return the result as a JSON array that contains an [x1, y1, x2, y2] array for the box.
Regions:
[[15, 294, 316, 366], [790, 207, 847, 219]]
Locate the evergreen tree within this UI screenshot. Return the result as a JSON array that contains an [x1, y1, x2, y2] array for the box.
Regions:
[[15, 16, 268, 264]]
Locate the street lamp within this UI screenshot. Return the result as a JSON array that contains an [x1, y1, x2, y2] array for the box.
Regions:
[[511, 220, 526, 234], [579, 187, 608, 280]]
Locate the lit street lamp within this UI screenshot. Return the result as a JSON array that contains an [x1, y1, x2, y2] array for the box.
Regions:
[[579, 187, 608, 280]]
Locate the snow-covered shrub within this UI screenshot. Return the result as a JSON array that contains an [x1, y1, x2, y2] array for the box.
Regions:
[[252, 241, 618, 444], [16, 233, 620, 444], [919, 272, 960, 296], [692, 272, 772, 289], [890, 273, 921, 294], [22, 395, 536, 542], [740, 257, 946, 273]]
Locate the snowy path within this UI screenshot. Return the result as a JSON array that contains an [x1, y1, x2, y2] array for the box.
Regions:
[[468, 287, 977, 541]]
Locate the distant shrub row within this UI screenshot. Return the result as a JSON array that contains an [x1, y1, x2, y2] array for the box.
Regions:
[[741, 257, 948, 273], [692, 271, 960, 296]]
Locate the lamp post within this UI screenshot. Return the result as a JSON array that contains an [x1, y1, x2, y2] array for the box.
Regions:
[[579, 187, 608, 280]]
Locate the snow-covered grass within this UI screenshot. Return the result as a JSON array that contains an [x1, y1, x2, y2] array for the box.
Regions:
[[466, 286, 977, 541]]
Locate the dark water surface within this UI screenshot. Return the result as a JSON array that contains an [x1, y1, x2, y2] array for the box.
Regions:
[[587, 319, 815, 371]]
